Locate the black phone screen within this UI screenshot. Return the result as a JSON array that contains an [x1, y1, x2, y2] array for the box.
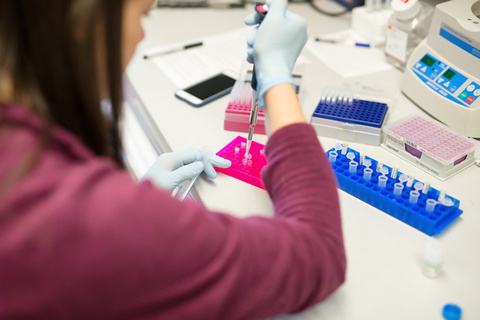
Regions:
[[185, 74, 236, 100]]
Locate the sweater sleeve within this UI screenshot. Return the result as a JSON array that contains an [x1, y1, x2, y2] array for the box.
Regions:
[[1, 124, 345, 320]]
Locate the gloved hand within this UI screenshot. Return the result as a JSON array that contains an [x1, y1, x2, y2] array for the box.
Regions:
[[140, 147, 231, 191], [244, 0, 308, 102]]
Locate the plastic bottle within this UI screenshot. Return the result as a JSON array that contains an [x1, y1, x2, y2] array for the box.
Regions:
[[384, 0, 434, 71], [422, 237, 444, 278]]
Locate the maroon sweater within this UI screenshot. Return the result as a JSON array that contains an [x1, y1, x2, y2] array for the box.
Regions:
[[0, 104, 345, 319]]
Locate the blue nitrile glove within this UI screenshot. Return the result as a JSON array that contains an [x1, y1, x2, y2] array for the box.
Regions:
[[140, 147, 231, 191], [244, 0, 307, 104]]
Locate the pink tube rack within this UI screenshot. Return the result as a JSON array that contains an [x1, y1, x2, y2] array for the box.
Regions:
[[214, 136, 267, 189]]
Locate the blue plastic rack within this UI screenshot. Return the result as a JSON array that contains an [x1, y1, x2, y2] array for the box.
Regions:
[[327, 144, 463, 236], [311, 90, 389, 146]]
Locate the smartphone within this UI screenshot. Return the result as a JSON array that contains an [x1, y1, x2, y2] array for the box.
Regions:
[[174, 70, 237, 107]]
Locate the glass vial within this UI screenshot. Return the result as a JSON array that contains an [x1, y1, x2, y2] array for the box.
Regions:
[[385, 0, 434, 71]]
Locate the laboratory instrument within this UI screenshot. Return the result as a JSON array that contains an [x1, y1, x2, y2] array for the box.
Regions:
[[174, 70, 237, 107], [401, 0, 480, 138], [171, 146, 213, 200], [382, 115, 476, 180], [310, 88, 389, 146], [384, 0, 433, 71], [326, 142, 463, 236], [245, 2, 268, 158]]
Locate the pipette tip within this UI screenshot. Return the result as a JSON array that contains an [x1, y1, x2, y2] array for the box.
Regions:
[[245, 140, 252, 158]]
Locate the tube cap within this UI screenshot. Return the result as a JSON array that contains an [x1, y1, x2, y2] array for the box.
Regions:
[[442, 303, 462, 320], [391, 0, 421, 20]]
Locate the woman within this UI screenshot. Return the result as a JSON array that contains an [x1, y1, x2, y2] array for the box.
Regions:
[[0, 0, 346, 319]]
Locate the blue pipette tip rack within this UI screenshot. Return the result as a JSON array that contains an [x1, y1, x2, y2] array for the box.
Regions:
[[327, 144, 463, 236], [215, 136, 267, 189], [311, 89, 389, 146]]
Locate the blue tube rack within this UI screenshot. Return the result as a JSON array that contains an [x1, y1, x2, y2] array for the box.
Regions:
[[310, 89, 389, 146], [326, 144, 463, 236]]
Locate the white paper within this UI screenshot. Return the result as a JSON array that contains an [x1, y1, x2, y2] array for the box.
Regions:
[[151, 28, 250, 89], [306, 29, 394, 78]]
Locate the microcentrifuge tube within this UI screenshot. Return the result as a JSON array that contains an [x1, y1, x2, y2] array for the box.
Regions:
[[409, 190, 420, 204], [349, 161, 358, 173], [346, 152, 355, 161], [422, 238, 444, 278], [363, 159, 372, 169], [390, 165, 399, 179], [363, 168, 373, 180], [334, 142, 343, 151], [426, 199, 437, 212], [241, 142, 246, 149], [438, 188, 447, 202], [394, 183, 404, 196], [376, 160, 384, 172], [399, 174, 408, 184], [440, 197, 454, 207], [406, 174, 415, 188], [359, 152, 365, 165], [378, 175, 388, 188], [422, 181, 431, 194], [414, 181, 424, 192], [328, 151, 338, 163], [341, 142, 349, 155], [380, 167, 389, 176], [234, 147, 240, 155]]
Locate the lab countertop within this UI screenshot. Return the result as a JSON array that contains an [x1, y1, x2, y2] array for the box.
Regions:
[[124, 3, 480, 319]]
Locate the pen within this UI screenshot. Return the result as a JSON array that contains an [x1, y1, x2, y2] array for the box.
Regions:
[[314, 37, 373, 48], [143, 41, 203, 59]]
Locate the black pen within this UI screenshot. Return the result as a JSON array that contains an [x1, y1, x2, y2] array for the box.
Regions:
[[143, 41, 203, 59]]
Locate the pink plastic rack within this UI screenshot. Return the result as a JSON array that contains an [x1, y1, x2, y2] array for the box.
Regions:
[[382, 115, 476, 180], [215, 136, 267, 189]]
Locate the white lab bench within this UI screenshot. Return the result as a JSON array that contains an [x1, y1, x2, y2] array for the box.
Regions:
[[123, 3, 480, 319]]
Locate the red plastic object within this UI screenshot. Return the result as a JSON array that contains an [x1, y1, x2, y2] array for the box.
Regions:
[[215, 136, 267, 189]]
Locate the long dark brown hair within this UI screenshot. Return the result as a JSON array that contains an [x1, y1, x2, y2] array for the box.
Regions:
[[0, 0, 125, 166]]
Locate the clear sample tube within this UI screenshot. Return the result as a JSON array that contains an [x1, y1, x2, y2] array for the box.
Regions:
[[426, 199, 437, 212], [440, 197, 454, 207], [360, 152, 365, 165], [378, 175, 388, 188], [334, 142, 343, 151], [438, 188, 447, 201], [346, 152, 355, 161], [341, 142, 349, 155], [399, 174, 408, 184], [363, 159, 372, 169], [409, 190, 420, 204], [391, 165, 399, 179], [406, 174, 415, 188], [329, 151, 338, 163], [422, 181, 431, 194], [414, 181, 424, 192], [422, 238, 444, 278], [394, 183, 404, 196], [376, 160, 384, 172], [380, 167, 389, 176], [349, 161, 358, 173], [363, 168, 373, 180]]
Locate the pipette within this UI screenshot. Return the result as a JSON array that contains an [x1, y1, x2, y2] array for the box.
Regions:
[[245, 2, 268, 158]]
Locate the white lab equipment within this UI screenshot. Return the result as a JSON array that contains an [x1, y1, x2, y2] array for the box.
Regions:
[[384, 0, 434, 71], [402, 0, 480, 138]]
